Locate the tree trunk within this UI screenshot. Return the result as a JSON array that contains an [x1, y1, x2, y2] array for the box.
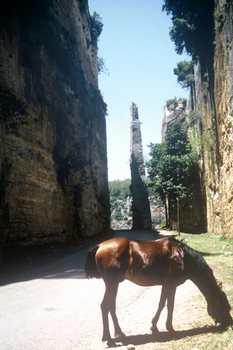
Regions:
[[177, 197, 180, 236], [164, 201, 168, 227], [165, 193, 170, 228]]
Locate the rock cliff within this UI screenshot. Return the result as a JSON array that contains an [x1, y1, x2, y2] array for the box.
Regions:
[[130, 103, 152, 230], [0, 0, 110, 244], [213, 0, 233, 237], [184, 0, 233, 238]]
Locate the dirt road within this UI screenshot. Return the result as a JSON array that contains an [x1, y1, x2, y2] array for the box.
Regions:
[[0, 230, 228, 350]]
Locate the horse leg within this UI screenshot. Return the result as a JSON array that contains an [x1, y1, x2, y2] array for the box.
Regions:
[[166, 285, 176, 332], [151, 284, 168, 333], [109, 282, 125, 339], [101, 279, 124, 345], [101, 280, 112, 344]]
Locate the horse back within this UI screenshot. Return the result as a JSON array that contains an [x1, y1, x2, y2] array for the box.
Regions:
[[94, 237, 185, 285], [95, 237, 130, 280]]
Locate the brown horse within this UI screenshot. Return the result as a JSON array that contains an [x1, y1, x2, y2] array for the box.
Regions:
[[85, 236, 232, 345]]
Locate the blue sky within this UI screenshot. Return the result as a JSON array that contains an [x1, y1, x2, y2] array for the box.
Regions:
[[89, 0, 188, 181]]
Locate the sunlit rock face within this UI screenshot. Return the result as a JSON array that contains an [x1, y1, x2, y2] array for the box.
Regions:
[[213, 0, 233, 238], [190, 0, 233, 238], [0, 0, 110, 243]]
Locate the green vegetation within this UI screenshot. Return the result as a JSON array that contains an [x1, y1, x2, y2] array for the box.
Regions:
[[160, 232, 233, 350], [187, 111, 202, 126], [166, 97, 186, 110], [97, 57, 108, 74], [188, 127, 202, 158], [201, 129, 215, 152], [109, 179, 131, 201], [90, 12, 103, 47], [162, 0, 215, 62], [148, 120, 197, 202], [147, 119, 197, 227], [109, 179, 132, 223], [174, 60, 194, 89]]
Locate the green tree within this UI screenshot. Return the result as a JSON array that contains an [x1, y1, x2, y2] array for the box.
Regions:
[[109, 179, 131, 201], [147, 120, 197, 231], [109, 179, 132, 224], [90, 12, 103, 47], [162, 0, 215, 63], [174, 61, 194, 89]]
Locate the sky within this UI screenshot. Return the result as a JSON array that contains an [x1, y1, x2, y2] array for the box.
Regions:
[[89, 0, 188, 181]]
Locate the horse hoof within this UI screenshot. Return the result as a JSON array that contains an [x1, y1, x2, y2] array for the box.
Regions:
[[107, 339, 116, 347], [102, 335, 110, 342], [114, 331, 126, 340], [151, 325, 159, 334], [166, 325, 175, 333]]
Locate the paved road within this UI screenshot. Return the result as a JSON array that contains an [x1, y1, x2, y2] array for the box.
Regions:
[[0, 230, 199, 350]]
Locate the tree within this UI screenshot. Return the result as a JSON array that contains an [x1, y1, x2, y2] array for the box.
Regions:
[[109, 179, 132, 224], [162, 0, 215, 63], [147, 120, 197, 231], [174, 61, 194, 89], [90, 12, 103, 47], [109, 179, 131, 201]]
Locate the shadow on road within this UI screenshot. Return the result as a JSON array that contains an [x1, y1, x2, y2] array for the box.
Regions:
[[0, 229, 218, 287], [0, 230, 159, 286], [111, 325, 224, 347], [0, 243, 88, 286]]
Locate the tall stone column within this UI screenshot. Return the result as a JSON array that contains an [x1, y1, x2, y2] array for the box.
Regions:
[[130, 103, 152, 230]]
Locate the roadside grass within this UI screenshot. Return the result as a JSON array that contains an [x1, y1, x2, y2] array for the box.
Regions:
[[181, 232, 233, 287], [174, 233, 233, 350], [165, 232, 233, 350]]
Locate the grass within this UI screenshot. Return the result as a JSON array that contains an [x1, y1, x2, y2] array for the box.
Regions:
[[153, 232, 233, 350], [181, 232, 233, 287]]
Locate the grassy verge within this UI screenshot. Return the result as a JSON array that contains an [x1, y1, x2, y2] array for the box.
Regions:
[[166, 232, 233, 350]]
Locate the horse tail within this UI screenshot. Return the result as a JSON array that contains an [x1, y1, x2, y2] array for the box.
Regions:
[[85, 245, 100, 279], [182, 242, 233, 328]]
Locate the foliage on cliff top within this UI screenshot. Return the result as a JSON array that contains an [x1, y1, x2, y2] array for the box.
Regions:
[[147, 118, 197, 203], [174, 60, 194, 89], [90, 11, 103, 47], [163, 0, 215, 61], [166, 97, 187, 110]]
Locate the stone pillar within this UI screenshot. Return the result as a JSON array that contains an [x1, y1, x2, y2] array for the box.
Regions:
[[130, 103, 152, 230]]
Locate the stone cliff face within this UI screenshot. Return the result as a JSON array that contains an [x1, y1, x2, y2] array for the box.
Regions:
[[213, 0, 233, 237], [130, 103, 152, 230], [0, 0, 110, 243], [188, 0, 233, 238]]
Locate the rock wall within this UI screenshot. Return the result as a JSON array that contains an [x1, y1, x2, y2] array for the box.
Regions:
[[213, 0, 233, 237], [0, 0, 110, 244], [130, 103, 152, 230], [189, 0, 233, 238]]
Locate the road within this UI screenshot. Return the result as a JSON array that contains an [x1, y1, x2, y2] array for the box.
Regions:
[[0, 230, 204, 350]]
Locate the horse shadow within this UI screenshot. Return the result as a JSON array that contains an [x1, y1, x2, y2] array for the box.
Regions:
[[108, 325, 224, 347]]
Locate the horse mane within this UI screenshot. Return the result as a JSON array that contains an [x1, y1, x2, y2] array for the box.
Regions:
[[172, 238, 233, 327]]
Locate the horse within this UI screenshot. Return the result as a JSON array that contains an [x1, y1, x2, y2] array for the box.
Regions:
[[85, 236, 232, 345]]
